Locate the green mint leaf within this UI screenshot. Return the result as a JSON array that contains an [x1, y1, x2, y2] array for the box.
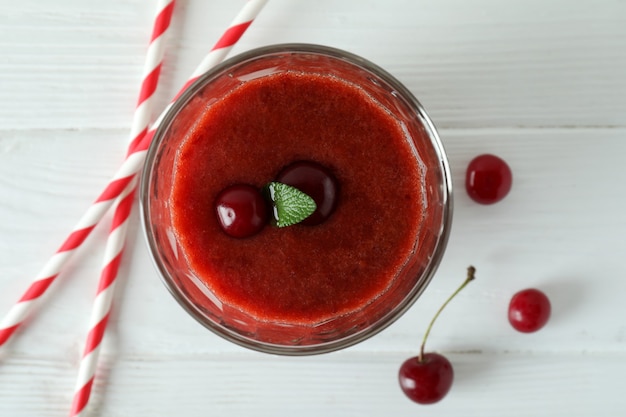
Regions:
[[265, 182, 317, 227]]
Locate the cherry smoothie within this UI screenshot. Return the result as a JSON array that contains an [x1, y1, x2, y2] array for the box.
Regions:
[[142, 45, 452, 354], [171, 70, 422, 324]]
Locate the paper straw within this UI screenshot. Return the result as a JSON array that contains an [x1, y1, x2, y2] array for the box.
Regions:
[[69, 179, 138, 416], [0, 0, 175, 348], [127, 0, 177, 155], [68, 0, 176, 414], [69, 2, 269, 413]]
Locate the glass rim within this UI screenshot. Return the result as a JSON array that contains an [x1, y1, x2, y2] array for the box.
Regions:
[[140, 43, 453, 355]]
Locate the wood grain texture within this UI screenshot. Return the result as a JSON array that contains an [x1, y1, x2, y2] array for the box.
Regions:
[[1, 352, 625, 416], [1, 0, 625, 416], [0, 0, 624, 130]]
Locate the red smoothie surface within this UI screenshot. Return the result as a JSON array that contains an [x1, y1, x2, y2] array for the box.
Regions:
[[170, 71, 425, 324]]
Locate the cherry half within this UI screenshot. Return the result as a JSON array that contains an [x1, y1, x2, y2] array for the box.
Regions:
[[276, 161, 339, 226], [465, 154, 512, 204], [398, 266, 476, 404], [508, 288, 551, 333], [214, 184, 268, 238]]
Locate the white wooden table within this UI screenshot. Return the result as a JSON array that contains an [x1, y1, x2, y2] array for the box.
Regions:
[[1, 1, 625, 415]]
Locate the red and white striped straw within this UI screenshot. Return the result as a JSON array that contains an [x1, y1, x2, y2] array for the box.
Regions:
[[70, 1, 269, 413], [68, 0, 175, 414], [0, 0, 268, 350], [127, 0, 176, 155], [69, 178, 138, 417]]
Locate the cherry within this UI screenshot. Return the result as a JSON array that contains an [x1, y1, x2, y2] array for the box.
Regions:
[[398, 266, 476, 405], [508, 288, 551, 333], [399, 353, 453, 405], [214, 184, 268, 238], [465, 154, 512, 204], [276, 161, 339, 226]]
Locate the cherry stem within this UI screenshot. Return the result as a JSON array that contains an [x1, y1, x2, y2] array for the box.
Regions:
[[418, 266, 476, 362]]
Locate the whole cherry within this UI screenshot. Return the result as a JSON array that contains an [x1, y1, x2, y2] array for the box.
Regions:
[[508, 288, 551, 333], [276, 160, 339, 226], [398, 266, 476, 404], [214, 184, 269, 238], [399, 352, 454, 405], [465, 154, 512, 204]]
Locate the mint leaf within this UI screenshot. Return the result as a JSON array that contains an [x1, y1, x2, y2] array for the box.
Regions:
[[265, 182, 317, 227]]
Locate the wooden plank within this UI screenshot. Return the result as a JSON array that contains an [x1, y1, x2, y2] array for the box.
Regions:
[[0, 0, 624, 129], [0, 352, 624, 416]]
